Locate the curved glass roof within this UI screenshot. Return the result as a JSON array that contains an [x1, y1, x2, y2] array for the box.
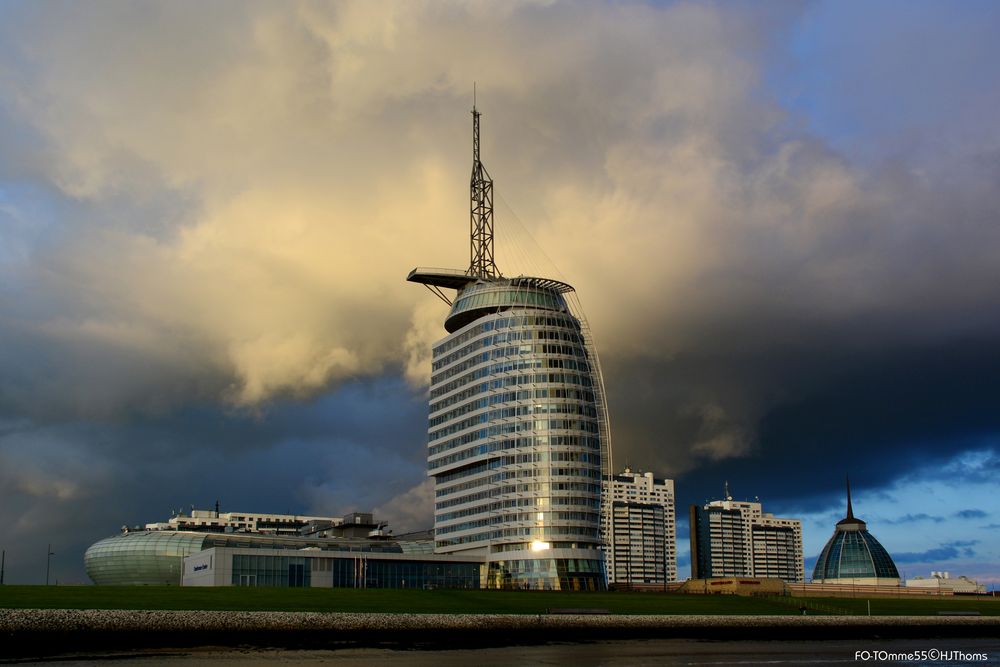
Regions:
[[812, 529, 900, 581], [85, 531, 207, 586], [85, 530, 416, 585], [445, 280, 572, 333]]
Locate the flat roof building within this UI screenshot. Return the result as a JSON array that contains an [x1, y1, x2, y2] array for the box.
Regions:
[[905, 572, 986, 594], [184, 546, 480, 589], [84, 528, 475, 587], [144, 505, 345, 536], [689, 484, 803, 583], [605, 467, 677, 585], [85, 508, 439, 586]]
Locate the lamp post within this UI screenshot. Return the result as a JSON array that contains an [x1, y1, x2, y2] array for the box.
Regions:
[[45, 544, 55, 586], [1, 549, 5, 585]]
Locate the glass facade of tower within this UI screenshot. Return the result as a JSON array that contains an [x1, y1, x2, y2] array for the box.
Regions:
[[812, 529, 900, 581], [428, 279, 606, 590]]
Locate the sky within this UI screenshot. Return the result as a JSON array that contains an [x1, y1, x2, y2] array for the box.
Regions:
[[0, 0, 998, 587]]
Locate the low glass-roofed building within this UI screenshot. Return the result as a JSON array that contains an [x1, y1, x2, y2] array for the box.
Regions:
[[85, 529, 481, 588], [85, 531, 207, 586], [811, 480, 900, 586]]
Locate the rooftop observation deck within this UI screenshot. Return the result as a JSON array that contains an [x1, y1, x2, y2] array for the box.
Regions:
[[407, 267, 477, 290], [407, 267, 575, 294]]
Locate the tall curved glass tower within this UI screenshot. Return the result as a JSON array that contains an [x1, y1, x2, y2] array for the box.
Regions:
[[408, 107, 610, 590]]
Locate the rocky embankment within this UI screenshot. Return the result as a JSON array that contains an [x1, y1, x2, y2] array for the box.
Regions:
[[2, 609, 998, 658]]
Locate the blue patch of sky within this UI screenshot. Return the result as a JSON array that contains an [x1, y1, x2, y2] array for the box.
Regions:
[[893, 541, 978, 565], [771, 0, 1000, 164], [794, 447, 999, 581]]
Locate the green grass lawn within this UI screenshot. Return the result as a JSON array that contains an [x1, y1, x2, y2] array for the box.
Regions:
[[0, 586, 997, 616]]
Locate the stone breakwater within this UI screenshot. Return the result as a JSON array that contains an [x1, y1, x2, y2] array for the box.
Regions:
[[2, 610, 998, 658]]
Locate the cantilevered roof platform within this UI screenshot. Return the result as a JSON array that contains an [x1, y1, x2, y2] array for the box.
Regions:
[[407, 267, 477, 290], [408, 267, 576, 295]]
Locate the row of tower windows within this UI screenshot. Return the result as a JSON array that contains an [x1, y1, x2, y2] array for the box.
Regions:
[[431, 437, 600, 469], [431, 369, 593, 400], [432, 344, 588, 384], [492, 542, 600, 554], [430, 385, 595, 417], [430, 388, 596, 426], [437, 525, 601, 548], [437, 465, 601, 497], [432, 314, 581, 357], [437, 511, 601, 536], [429, 403, 598, 443], [436, 471, 600, 499], [433, 329, 586, 371], [431, 357, 591, 395], [431, 446, 601, 475], [430, 442, 601, 471], [429, 419, 600, 459], [433, 448, 601, 487], [436, 494, 600, 517]]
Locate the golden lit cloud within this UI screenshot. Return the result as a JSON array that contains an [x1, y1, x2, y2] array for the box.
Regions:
[[2, 1, 999, 477]]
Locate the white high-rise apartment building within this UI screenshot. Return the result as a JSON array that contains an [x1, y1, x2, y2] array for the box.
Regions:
[[408, 107, 612, 590], [689, 486, 803, 583], [604, 468, 677, 585]]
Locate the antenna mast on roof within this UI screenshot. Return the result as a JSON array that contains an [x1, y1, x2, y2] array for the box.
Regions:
[[846, 474, 854, 519], [469, 85, 499, 279]]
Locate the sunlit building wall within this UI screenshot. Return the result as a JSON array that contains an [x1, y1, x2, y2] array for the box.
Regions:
[[604, 468, 677, 585], [420, 277, 608, 590], [689, 491, 803, 583]]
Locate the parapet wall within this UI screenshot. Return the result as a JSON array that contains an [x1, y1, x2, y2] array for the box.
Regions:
[[789, 583, 955, 598], [679, 578, 788, 596]]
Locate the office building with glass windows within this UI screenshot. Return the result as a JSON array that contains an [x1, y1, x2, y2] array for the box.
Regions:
[[605, 467, 677, 585], [84, 508, 483, 588], [184, 545, 480, 589], [689, 484, 804, 583], [85, 525, 481, 588], [811, 480, 900, 586], [407, 106, 611, 590]]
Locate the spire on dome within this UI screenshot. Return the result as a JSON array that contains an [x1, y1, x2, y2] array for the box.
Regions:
[[836, 474, 866, 528], [846, 474, 854, 520]]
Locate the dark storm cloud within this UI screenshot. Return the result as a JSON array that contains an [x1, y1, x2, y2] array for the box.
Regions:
[[1, 0, 999, 583], [955, 509, 988, 520], [590, 2, 1000, 517], [616, 334, 1000, 521], [0, 376, 427, 583], [893, 541, 979, 565]]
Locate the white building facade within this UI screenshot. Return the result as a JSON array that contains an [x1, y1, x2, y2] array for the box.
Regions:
[[145, 508, 342, 535], [690, 490, 803, 583], [905, 572, 986, 594], [604, 468, 677, 585]]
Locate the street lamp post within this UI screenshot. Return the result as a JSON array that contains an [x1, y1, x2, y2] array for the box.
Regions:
[[45, 544, 55, 586]]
